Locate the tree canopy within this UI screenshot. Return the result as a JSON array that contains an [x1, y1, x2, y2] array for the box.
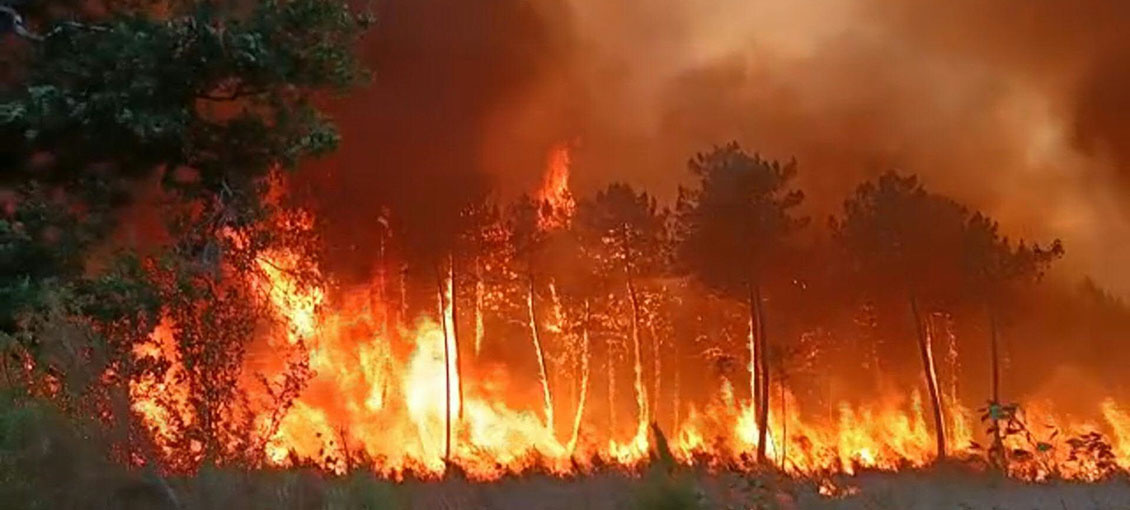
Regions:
[[675, 142, 807, 295], [1, 0, 368, 332]]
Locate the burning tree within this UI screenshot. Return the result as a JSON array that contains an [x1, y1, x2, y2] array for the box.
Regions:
[[505, 196, 558, 432], [675, 142, 807, 463], [961, 211, 1063, 468], [577, 183, 670, 447], [0, 0, 367, 469], [1, 0, 1125, 480], [831, 172, 971, 461]]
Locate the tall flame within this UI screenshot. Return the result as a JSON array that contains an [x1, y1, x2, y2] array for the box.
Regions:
[[123, 198, 1130, 482], [536, 142, 576, 230]]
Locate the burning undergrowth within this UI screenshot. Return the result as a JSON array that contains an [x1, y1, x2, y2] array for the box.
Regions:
[[4, 0, 1130, 486], [16, 142, 1118, 484]]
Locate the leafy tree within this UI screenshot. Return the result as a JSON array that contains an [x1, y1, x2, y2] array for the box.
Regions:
[[675, 142, 806, 463], [0, 0, 368, 468], [577, 183, 669, 442], [831, 172, 969, 460], [1, 0, 366, 327]]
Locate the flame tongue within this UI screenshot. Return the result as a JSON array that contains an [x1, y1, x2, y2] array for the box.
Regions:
[[125, 167, 1130, 481], [127, 245, 1130, 480], [536, 142, 576, 230]]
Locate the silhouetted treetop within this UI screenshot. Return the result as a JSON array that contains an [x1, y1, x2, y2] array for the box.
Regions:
[[675, 142, 807, 294]]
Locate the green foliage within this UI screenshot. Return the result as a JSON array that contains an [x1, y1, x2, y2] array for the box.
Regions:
[[4, 0, 367, 185], [0, 180, 115, 333], [633, 467, 706, 510], [0, 398, 406, 510], [0, 396, 66, 509], [0, 0, 366, 329], [325, 472, 405, 510], [0, 393, 129, 510], [0, 0, 363, 476]]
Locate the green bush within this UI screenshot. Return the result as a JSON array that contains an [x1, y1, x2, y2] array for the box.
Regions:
[[633, 468, 705, 510]]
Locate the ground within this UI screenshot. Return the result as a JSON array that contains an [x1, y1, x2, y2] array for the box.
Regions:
[[155, 468, 1130, 510]]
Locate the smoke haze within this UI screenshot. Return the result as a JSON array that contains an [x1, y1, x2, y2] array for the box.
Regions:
[[307, 0, 1130, 292]]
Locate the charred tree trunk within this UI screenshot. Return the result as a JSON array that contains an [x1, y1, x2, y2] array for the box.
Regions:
[[649, 321, 662, 430], [398, 263, 409, 328], [436, 272, 453, 463], [987, 302, 1005, 470], [474, 256, 485, 356], [621, 228, 648, 441], [568, 299, 592, 453], [752, 283, 770, 463], [449, 254, 463, 420], [626, 275, 648, 439], [527, 272, 554, 433], [989, 309, 1000, 404], [779, 377, 787, 470], [910, 295, 946, 461], [608, 333, 617, 435], [377, 230, 389, 339], [744, 280, 771, 463], [673, 333, 681, 432], [746, 283, 758, 421]]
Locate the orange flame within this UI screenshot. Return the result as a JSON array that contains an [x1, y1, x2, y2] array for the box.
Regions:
[[536, 142, 576, 230], [124, 205, 1130, 482]]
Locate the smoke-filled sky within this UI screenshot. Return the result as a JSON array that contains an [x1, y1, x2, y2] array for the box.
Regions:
[[306, 0, 1130, 293]]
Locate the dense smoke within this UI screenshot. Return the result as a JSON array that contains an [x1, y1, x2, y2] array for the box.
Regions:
[[304, 0, 1130, 292], [296, 0, 574, 279], [557, 0, 1130, 293]]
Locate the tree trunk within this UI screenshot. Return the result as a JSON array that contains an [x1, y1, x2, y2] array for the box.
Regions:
[[650, 321, 662, 430], [0, 351, 10, 388], [987, 302, 1005, 470], [449, 255, 463, 419], [437, 273, 453, 463], [746, 283, 758, 420], [673, 334, 681, 432], [910, 295, 946, 461], [474, 256, 485, 356], [626, 276, 649, 440], [989, 312, 1000, 404], [752, 283, 770, 463], [377, 231, 389, 339], [607, 334, 617, 435], [527, 273, 554, 433], [398, 263, 409, 328], [568, 299, 592, 454], [780, 378, 787, 470]]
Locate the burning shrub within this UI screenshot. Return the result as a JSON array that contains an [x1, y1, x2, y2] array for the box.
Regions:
[[1065, 431, 1119, 480]]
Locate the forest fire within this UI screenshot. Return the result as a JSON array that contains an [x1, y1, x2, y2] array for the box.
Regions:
[[127, 243, 1130, 481], [120, 146, 1130, 484], [10, 0, 1130, 507]]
